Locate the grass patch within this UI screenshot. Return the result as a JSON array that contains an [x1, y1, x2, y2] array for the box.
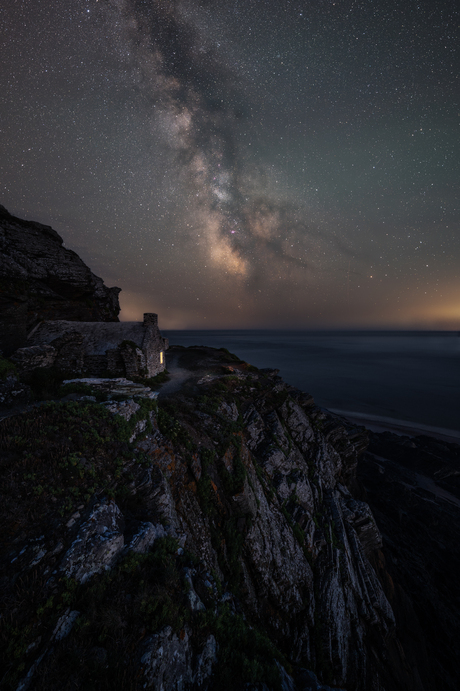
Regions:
[[0, 400, 155, 531], [199, 603, 285, 691], [119, 340, 138, 350], [218, 449, 246, 497], [0, 354, 16, 379], [130, 370, 170, 387], [145, 369, 170, 386], [219, 347, 242, 363], [157, 403, 195, 451], [196, 471, 215, 517], [1, 537, 190, 691]]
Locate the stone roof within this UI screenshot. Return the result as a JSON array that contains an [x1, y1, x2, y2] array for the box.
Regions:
[[28, 321, 147, 355]]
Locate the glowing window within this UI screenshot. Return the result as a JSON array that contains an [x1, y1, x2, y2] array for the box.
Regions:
[[160, 351, 164, 364]]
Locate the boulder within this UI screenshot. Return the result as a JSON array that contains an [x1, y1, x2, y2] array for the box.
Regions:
[[9, 344, 56, 372], [0, 373, 31, 409]]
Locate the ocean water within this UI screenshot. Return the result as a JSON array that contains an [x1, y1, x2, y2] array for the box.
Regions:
[[163, 330, 460, 433]]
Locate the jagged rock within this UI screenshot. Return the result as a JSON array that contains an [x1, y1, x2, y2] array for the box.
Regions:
[[0, 205, 120, 355], [139, 626, 216, 690], [103, 398, 141, 420], [339, 490, 382, 555], [132, 463, 183, 538], [265, 410, 291, 452], [194, 634, 218, 686], [218, 400, 239, 421], [183, 567, 206, 611], [232, 474, 258, 516], [262, 443, 292, 477], [243, 404, 266, 450], [358, 430, 460, 690], [280, 399, 315, 451], [129, 418, 148, 443], [245, 485, 314, 617], [128, 522, 166, 553], [3, 344, 456, 691], [9, 344, 56, 372], [314, 437, 343, 488], [59, 501, 125, 583], [0, 373, 31, 409], [65, 377, 158, 400], [52, 608, 80, 642]]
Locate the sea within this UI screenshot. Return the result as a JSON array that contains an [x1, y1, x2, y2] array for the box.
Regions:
[[163, 330, 460, 438]]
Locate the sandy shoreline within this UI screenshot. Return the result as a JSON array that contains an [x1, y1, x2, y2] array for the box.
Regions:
[[328, 409, 460, 445]]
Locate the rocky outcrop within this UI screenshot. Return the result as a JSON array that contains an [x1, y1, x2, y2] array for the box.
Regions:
[[0, 345, 457, 690], [59, 501, 126, 583], [0, 373, 31, 410], [0, 205, 120, 355], [139, 627, 217, 690], [64, 377, 159, 400]]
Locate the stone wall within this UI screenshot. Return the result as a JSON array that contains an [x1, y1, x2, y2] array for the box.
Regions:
[[12, 313, 167, 379], [142, 312, 167, 377]]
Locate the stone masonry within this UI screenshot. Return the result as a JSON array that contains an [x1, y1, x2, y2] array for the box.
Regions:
[[11, 313, 168, 378]]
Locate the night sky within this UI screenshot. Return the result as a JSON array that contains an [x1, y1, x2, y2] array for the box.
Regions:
[[1, 0, 458, 328]]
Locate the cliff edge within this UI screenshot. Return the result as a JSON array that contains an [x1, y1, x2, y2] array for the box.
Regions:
[[0, 206, 120, 355], [0, 210, 458, 691], [0, 346, 420, 691]]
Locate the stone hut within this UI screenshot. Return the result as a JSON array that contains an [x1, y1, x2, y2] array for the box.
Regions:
[[12, 313, 168, 379]]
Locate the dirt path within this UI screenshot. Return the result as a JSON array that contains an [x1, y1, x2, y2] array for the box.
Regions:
[[158, 350, 195, 398]]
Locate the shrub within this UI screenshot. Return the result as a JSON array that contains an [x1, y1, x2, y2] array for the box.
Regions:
[[219, 347, 242, 363], [209, 604, 285, 690], [145, 370, 170, 386], [20, 366, 65, 399], [0, 355, 16, 379], [157, 404, 194, 450]]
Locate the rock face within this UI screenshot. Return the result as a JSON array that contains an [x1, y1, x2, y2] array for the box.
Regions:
[[139, 627, 217, 690], [0, 345, 458, 691], [0, 373, 31, 410], [0, 205, 120, 355], [358, 431, 460, 691], [59, 501, 126, 583]]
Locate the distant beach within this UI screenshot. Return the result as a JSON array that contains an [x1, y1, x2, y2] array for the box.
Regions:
[[164, 330, 460, 437]]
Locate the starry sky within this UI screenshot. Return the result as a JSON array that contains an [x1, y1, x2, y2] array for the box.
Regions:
[[1, 0, 459, 328]]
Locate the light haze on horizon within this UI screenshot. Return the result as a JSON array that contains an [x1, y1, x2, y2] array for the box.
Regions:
[[1, 0, 458, 329]]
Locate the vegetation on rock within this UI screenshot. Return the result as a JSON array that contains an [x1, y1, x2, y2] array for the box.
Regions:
[[0, 354, 16, 379], [0, 344, 458, 691]]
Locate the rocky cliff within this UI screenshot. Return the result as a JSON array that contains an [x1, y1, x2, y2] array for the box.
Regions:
[[358, 431, 460, 690], [0, 206, 120, 355], [3, 345, 457, 691]]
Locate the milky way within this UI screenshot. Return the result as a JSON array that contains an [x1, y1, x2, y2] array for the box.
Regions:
[[1, 0, 458, 327]]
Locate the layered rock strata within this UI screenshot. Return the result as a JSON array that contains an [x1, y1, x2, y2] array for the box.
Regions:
[[0, 346, 456, 690], [358, 431, 460, 690]]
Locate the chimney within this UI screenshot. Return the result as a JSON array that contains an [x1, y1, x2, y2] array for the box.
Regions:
[[143, 313, 158, 328]]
